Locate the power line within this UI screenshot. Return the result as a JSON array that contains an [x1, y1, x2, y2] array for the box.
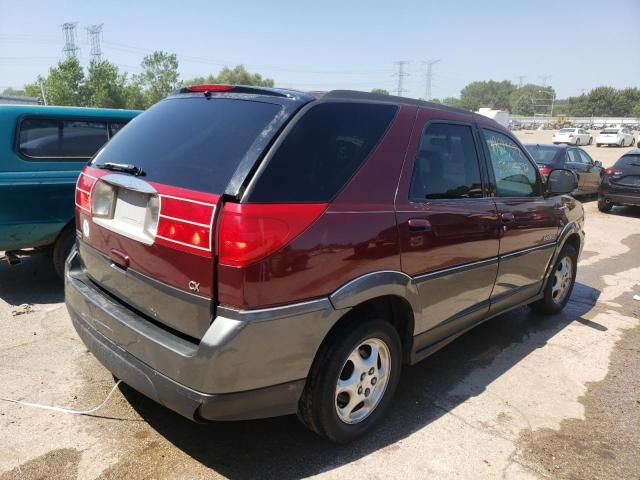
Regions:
[[393, 61, 410, 97], [61, 22, 80, 59], [86, 24, 104, 62], [423, 59, 440, 100]]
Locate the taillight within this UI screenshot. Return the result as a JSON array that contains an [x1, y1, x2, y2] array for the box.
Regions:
[[218, 203, 327, 267], [184, 84, 234, 92], [75, 170, 98, 213], [91, 181, 116, 218], [604, 168, 623, 176], [538, 166, 552, 177]]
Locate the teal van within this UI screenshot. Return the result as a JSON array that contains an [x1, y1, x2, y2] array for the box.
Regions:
[[0, 105, 139, 276]]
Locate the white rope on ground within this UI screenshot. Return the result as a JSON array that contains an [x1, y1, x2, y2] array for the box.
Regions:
[[0, 380, 123, 415]]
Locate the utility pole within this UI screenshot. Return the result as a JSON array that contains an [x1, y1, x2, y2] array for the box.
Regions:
[[61, 22, 80, 59], [516, 75, 526, 88], [393, 61, 410, 97], [39, 79, 48, 105], [423, 59, 440, 100], [86, 24, 104, 62], [539, 75, 552, 87]]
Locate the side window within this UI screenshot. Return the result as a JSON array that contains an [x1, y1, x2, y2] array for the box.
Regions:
[[249, 102, 397, 202], [19, 118, 108, 159], [578, 150, 593, 165], [60, 121, 108, 157], [109, 122, 127, 137], [482, 129, 540, 197], [19, 119, 60, 157], [409, 123, 483, 201], [567, 149, 581, 163]]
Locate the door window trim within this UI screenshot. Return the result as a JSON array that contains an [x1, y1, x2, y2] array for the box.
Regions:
[[407, 119, 490, 204], [478, 126, 544, 198], [15, 114, 127, 161]]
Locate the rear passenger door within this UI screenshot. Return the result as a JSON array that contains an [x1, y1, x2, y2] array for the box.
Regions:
[[395, 110, 501, 345], [566, 147, 589, 192], [479, 128, 560, 313]]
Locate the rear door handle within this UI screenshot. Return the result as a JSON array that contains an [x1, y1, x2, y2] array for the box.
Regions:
[[408, 218, 432, 232], [500, 212, 515, 223]]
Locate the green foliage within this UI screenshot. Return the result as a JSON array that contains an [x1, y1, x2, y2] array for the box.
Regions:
[[371, 88, 390, 95], [1, 87, 26, 96], [134, 51, 180, 107], [509, 84, 555, 115], [84, 60, 128, 108], [33, 57, 86, 106], [441, 97, 461, 107], [460, 80, 515, 111], [183, 65, 274, 87]]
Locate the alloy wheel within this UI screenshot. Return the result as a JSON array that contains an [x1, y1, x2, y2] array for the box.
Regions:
[[551, 256, 573, 304]]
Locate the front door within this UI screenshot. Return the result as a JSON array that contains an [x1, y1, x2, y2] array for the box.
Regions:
[[479, 128, 561, 313], [395, 111, 501, 348]]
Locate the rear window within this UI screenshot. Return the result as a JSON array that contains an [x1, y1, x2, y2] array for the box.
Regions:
[[19, 118, 108, 158], [615, 155, 640, 168], [526, 145, 560, 165], [248, 102, 397, 202], [601, 129, 618, 134], [92, 97, 282, 193], [559, 128, 574, 133]]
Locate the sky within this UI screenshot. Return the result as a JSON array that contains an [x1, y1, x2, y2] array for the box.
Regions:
[[1, 0, 639, 100]]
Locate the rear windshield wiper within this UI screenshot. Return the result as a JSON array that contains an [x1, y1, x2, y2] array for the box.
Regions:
[[95, 162, 145, 176], [628, 162, 640, 167]]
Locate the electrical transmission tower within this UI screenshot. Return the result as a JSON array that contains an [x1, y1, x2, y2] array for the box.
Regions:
[[423, 59, 440, 100], [393, 61, 410, 97], [516, 75, 526, 88], [61, 22, 80, 59], [539, 75, 552, 87], [86, 24, 104, 61]]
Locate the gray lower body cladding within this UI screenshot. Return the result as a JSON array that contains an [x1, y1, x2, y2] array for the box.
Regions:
[[65, 247, 343, 421]]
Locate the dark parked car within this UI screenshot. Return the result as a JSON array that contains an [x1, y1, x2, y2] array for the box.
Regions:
[[525, 143, 603, 195], [598, 149, 640, 212], [65, 86, 584, 443]]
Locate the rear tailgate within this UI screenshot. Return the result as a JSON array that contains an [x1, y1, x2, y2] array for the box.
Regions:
[[74, 94, 295, 340]]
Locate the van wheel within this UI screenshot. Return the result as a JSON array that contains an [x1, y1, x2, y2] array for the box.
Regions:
[[298, 318, 402, 443], [53, 224, 75, 279], [530, 244, 577, 315]]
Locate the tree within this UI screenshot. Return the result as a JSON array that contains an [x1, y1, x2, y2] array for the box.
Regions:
[[124, 82, 146, 110], [459, 80, 516, 111], [1, 87, 25, 96], [136, 51, 180, 107], [26, 57, 85, 106], [441, 97, 461, 108], [371, 88, 390, 95], [509, 84, 555, 115], [183, 65, 274, 87], [83, 60, 127, 108], [633, 101, 640, 118]]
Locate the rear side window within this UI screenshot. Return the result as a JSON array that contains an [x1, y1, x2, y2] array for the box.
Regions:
[[19, 118, 108, 159], [92, 98, 282, 194], [409, 123, 483, 201], [483, 129, 540, 197], [248, 102, 397, 202]]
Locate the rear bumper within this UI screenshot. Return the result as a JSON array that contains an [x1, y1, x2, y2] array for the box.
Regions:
[[65, 247, 344, 421], [600, 192, 640, 206]]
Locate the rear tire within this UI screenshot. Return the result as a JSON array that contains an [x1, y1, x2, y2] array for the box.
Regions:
[[53, 224, 75, 279], [576, 138, 581, 145], [596, 143, 601, 147], [588, 137, 593, 145], [298, 318, 402, 443], [598, 198, 612, 213], [529, 244, 577, 315]]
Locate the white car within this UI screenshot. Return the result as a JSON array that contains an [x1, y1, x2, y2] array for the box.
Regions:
[[552, 128, 592, 145], [596, 128, 636, 147]]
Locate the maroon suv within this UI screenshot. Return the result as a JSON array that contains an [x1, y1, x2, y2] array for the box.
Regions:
[[65, 85, 584, 442]]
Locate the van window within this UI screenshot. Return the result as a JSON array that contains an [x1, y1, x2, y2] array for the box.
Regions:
[[19, 118, 108, 159], [249, 102, 397, 202], [409, 123, 483, 201]]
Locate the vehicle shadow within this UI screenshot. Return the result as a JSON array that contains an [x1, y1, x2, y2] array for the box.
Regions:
[[607, 206, 640, 218], [120, 282, 601, 479], [0, 253, 63, 305]]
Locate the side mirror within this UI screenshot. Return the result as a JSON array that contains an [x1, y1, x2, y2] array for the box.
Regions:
[[547, 169, 578, 195], [594, 160, 602, 167]]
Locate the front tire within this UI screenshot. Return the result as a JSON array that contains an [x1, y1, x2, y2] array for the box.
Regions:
[[53, 224, 75, 279], [529, 244, 577, 315], [298, 318, 402, 443], [588, 137, 593, 145]]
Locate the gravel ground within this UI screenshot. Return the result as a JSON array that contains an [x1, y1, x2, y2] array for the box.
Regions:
[[0, 132, 639, 479]]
